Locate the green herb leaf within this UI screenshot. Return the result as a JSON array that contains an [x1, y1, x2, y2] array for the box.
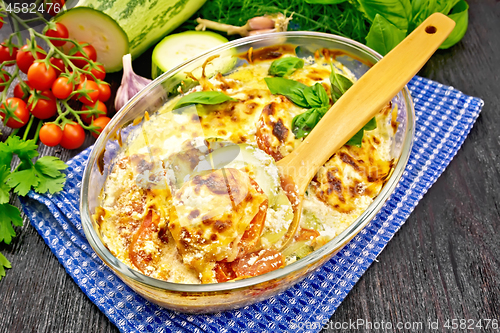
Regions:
[[6, 169, 39, 196], [34, 156, 68, 178], [409, 0, 437, 30], [346, 117, 377, 147], [4, 136, 39, 163], [366, 14, 407, 55], [303, 83, 330, 108], [306, 0, 347, 3], [0, 165, 12, 205], [330, 65, 354, 102], [264, 77, 310, 108], [357, 0, 412, 31], [0, 252, 11, 281], [292, 106, 329, 138], [173, 91, 237, 110], [269, 57, 304, 77], [439, 0, 468, 49], [0, 203, 23, 244]]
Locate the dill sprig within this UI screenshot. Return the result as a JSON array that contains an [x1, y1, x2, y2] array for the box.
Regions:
[[182, 0, 370, 43]]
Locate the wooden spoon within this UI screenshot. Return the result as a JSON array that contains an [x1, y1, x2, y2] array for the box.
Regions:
[[277, 13, 455, 250]]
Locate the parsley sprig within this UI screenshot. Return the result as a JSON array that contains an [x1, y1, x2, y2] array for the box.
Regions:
[[0, 136, 67, 280]]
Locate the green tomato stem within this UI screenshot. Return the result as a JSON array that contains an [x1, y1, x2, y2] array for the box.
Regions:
[[22, 115, 35, 141], [33, 119, 43, 143]]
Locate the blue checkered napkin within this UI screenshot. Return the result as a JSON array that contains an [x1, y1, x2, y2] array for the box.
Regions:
[[21, 76, 483, 333]]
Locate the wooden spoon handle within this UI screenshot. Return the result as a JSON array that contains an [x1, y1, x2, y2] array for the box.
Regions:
[[277, 13, 455, 192]]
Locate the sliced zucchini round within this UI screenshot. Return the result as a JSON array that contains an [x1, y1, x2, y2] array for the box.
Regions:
[[151, 31, 230, 79], [56, 7, 129, 73]]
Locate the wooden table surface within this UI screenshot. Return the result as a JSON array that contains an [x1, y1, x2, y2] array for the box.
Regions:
[[1, 0, 499, 332]]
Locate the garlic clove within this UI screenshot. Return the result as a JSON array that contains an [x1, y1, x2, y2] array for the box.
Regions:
[[114, 54, 152, 111]]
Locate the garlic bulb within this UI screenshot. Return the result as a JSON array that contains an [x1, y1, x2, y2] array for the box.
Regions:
[[114, 54, 152, 111]]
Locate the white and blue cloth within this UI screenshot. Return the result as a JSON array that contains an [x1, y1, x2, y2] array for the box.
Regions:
[[21, 76, 483, 333]]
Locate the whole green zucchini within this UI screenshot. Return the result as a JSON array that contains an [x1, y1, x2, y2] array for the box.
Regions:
[[58, 0, 207, 71]]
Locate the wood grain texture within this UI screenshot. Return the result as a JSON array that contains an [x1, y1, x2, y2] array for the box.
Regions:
[[0, 1, 498, 332]]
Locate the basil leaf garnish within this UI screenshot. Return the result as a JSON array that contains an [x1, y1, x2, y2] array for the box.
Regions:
[[264, 77, 310, 108], [291, 106, 329, 139], [303, 83, 330, 108], [173, 91, 237, 110], [269, 57, 305, 77], [345, 117, 377, 147], [330, 63, 354, 103]]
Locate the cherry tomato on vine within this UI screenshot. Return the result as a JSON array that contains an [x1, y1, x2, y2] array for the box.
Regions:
[[84, 64, 106, 81], [50, 57, 66, 77], [0, 18, 3, 30], [70, 42, 97, 68], [16, 45, 46, 74], [60, 123, 85, 150], [0, 72, 10, 92], [28, 62, 57, 91], [13, 81, 31, 101], [0, 44, 17, 65], [39, 123, 63, 147], [28, 90, 57, 119], [77, 79, 100, 105], [0, 97, 30, 128], [96, 81, 111, 102], [91, 116, 111, 138], [45, 23, 69, 47], [46, 0, 65, 16], [81, 100, 107, 124], [52, 76, 73, 100]]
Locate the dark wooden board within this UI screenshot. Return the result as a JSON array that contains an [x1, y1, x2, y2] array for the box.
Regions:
[[1, 0, 499, 332]]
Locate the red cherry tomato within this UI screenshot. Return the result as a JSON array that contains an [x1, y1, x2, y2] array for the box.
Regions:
[[45, 23, 69, 47], [81, 100, 107, 124], [0, 18, 3, 30], [96, 81, 111, 102], [16, 45, 46, 74], [46, 0, 65, 16], [50, 57, 66, 77], [91, 116, 111, 138], [27, 62, 57, 91], [14, 81, 31, 101], [77, 79, 100, 105], [84, 64, 106, 81], [0, 98, 30, 129], [28, 90, 57, 119], [70, 42, 97, 68], [39, 123, 63, 147], [0, 72, 10, 92], [0, 44, 17, 65], [51, 76, 73, 100], [60, 123, 85, 150]]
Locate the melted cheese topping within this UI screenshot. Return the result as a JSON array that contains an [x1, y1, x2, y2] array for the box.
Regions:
[[96, 49, 397, 284]]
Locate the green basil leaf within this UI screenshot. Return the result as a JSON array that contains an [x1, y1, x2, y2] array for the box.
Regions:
[[345, 117, 377, 147], [439, 0, 468, 49], [357, 0, 412, 31], [434, 0, 460, 15], [173, 91, 237, 110], [303, 83, 330, 108], [330, 65, 354, 102], [292, 107, 329, 139], [346, 128, 365, 147], [264, 77, 310, 108], [269, 57, 305, 77], [366, 14, 407, 55], [305, 0, 347, 3], [364, 116, 377, 131], [409, 0, 436, 30]]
